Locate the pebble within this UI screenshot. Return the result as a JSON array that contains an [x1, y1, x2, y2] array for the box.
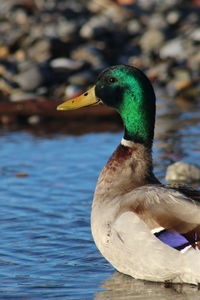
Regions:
[[14, 67, 43, 92], [26, 39, 51, 63], [191, 28, 200, 41], [10, 92, 39, 102], [159, 39, 184, 59], [70, 46, 105, 69], [68, 71, 93, 86], [50, 58, 84, 71], [165, 161, 200, 184], [166, 10, 181, 25], [140, 28, 164, 53], [65, 85, 83, 98], [80, 15, 114, 39], [27, 115, 41, 125]]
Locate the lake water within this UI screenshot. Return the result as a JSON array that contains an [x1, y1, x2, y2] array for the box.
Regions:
[[0, 96, 200, 299]]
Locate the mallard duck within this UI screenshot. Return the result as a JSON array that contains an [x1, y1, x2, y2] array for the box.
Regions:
[[57, 65, 200, 285]]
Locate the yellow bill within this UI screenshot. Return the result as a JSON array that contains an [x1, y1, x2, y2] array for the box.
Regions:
[[57, 86, 101, 111]]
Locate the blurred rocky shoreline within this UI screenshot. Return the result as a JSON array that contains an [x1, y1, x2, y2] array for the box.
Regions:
[[0, 0, 199, 127]]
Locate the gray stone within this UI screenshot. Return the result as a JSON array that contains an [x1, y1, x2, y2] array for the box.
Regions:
[[27, 39, 51, 63], [10, 92, 39, 102], [50, 58, 83, 70], [127, 20, 141, 34], [27, 115, 41, 125], [140, 28, 164, 52], [68, 71, 92, 86], [65, 85, 82, 98], [159, 39, 184, 59], [191, 28, 200, 42], [166, 10, 181, 25], [80, 15, 113, 39], [148, 14, 167, 29], [70, 46, 105, 69], [57, 19, 77, 39], [166, 161, 200, 184], [14, 66, 43, 91]]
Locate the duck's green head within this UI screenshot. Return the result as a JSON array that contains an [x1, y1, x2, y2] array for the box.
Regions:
[[57, 65, 156, 146]]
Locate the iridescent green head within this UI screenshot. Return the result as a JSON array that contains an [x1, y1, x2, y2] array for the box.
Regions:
[[95, 65, 156, 146], [57, 65, 156, 146]]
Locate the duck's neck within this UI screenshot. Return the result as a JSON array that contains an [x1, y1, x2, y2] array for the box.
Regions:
[[123, 111, 155, 147], [118, 78, 156, 147]]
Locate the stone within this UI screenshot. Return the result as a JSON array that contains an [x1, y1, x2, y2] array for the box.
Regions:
[[70, 46, 105, 69], [80, 15, 113, 39], [0, 46, 9, 58], [165, 68, 193, 95], [12, 8, 29, 25], [65, 85, 83, 98], [191, 28, 200, 42], [166, 161, 200, 184], [14, 66, 43, 91], [57, 19, 77, 39], [26, 39, 51, 63], [27, 115, 41, 125], [166, 10, 181, 25], [159, 39, 184, 59], [148, 14, 167, 29], [127, 20, 141, 34], [68, 71, 93, 86], [50, 58, 83, 71], [140, 28, 164, 53], [10, 92, 39, 102]]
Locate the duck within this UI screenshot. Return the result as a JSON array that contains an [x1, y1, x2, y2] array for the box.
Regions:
[[57, 65, 200, 285]]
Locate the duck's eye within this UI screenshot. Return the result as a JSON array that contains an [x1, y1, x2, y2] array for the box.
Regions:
[[107, 77, 117, 83]]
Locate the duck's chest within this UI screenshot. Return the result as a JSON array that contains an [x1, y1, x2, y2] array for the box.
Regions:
[[91, 200, 119, 253], [90, 142, 153, 257], [95, 143, 151, 198]]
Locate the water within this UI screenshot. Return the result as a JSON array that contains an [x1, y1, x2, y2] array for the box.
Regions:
[[0, 97, 200, 299]]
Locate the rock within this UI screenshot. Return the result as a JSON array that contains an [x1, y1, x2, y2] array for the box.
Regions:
[[159, 39, 184, 59], [80, 15, 113, 39], [65, 85, 82, 98], [26, 39, 51, 63], [191, 28, 200, 42], [148, 14, 167, 29], [140, 28, 164, 53], [102, 4, 129, 23], [57, 19, 77, 40], [139, 0, 181, 10], [27, 115, 41, 125], [10, 92, 39, 102], [14, 66, 43, 91], [146, 62, 169, 82], [68, 71, 93, 86], [50, 58, 83, 71], [166, 68, 193, 93], [0, 46, 9, 58], [12, 7, 29, 25], [165, 161, 200, 184], [166, 10, 181, 25], [127, 20, 141, 34], [70, 46, 105, 69]]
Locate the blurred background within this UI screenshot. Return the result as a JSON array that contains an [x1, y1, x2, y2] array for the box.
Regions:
[[0, 0, 199, 129], [0, 0, 200, 299]]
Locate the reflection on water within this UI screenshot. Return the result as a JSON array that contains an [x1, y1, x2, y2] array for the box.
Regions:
[[0, 95, 199, 299], [96, 272, 200, 300]]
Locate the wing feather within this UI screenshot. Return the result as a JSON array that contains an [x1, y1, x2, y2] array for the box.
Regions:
[[121, 184, 200, 247]]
